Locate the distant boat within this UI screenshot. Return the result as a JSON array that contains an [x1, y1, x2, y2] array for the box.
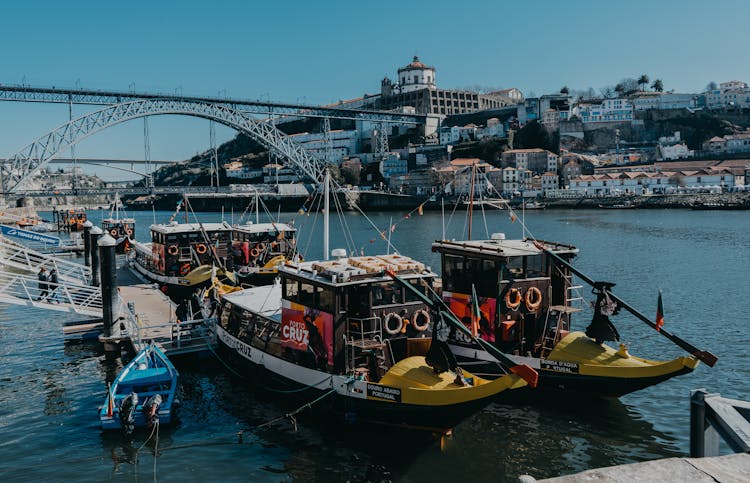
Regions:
[[598, 201, 635, 209], [689, 201, 746, 210], [99, 344, 178, 435], [523, 201, 546, 210]]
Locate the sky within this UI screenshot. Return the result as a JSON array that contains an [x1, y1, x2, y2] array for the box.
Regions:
[[0, 0, 748, 180]]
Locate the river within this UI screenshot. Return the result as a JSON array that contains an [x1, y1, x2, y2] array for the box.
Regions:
[[0, 207, 747, 481]]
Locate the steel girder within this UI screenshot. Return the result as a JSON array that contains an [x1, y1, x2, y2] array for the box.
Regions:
[[0, 85, 424, 124], [1, 99, 327, 194]]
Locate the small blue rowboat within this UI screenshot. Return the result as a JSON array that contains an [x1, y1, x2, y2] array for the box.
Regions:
[[99, 344, 178, 434]]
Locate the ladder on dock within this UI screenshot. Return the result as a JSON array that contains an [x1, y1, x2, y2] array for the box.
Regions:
[[0, 235, 90, 285], [0, 271, 102, 317]]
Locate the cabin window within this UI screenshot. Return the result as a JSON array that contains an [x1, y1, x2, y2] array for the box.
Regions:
[[166, 235, 178, 243], [404, 278, 428, 302], [443, 254, 468, 293], [476, 259, 499, 295], [526, 254, 545, 278], [502, 257, 525, 280], [227, 307, 242, 335], [317, 287, 335, 313], [237, 309, 255, 344], [299, 283, 316, 307], [372, 282, 402, 306], [284, 279, 299, 301], [219, 302, 232, 329]]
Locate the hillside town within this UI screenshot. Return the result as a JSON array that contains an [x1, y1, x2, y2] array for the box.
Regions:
[[216, 56, 750, 201]]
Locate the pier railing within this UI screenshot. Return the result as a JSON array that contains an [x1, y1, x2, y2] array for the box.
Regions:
[[0, 271, 101, 317], [0, 235, 90, 284], [690, 389, 750, 456]]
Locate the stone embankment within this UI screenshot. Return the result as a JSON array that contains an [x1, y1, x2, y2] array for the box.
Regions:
[[542, 192, 750, 209]]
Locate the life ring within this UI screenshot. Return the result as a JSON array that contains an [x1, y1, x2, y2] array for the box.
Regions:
[[167, 245, 179, 256], [250, 247, 260, 258], [126, 228, 133, 236], [505, 287, 523, 311], [195, 243, 207, 254], [257, 243, 266, 252], [525, 286, 543, 312], [110, 229, 118, 237], [384, 313, 403, 335], [412, 309, 430, 332], [179, 263, 191, 276]]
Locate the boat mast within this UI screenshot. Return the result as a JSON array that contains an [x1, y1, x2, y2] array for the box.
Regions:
[[255, 189, 260, 224], [467, 161, 477, 240], [323, 168, 330, 261]]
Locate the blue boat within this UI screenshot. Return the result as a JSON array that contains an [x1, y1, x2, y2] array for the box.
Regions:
[[99, 344, 179, 434]]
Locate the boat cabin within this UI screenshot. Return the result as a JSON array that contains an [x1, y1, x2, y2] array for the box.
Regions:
[[231, 222, 297, 269], [102, 217, 136, 240], [433, 237, 579, 357], [137, 222, 233, 278], [219, 254, 437, 381], [53, 208, 87, 232]]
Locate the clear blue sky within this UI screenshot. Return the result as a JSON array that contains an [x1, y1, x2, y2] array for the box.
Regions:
[[0, 0, 747, 179]]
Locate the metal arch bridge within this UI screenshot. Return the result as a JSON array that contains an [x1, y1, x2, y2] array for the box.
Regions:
[[1, 98, 329, 194]]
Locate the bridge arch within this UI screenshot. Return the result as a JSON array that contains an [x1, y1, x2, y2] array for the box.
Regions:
[[1, 98, 326, 194]]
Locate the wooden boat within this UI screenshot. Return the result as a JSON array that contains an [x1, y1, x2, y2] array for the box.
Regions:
[[523, 201, 546, 210], [689, 201, 746, 210], [102, 197, 136, 254], [99, 344, 178, 434], [53, 208, 87, 232], [231, 222, 299, 285], [131, 222, 234, 290], [432, 237, 712, 397], [214, 254, 528, 432]]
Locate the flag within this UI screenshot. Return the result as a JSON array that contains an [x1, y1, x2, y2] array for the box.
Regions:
[[418, 204, 424, 216], [656, 289, 665, 332], [470, 284, 481, 338], [390, 224, 396, 233], [106, 383, 114, 417], [510, 212, 517, 223]]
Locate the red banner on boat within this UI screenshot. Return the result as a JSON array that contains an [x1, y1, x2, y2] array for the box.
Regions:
[[443, 291, 496, 343], [281, 301, 334, 366], [656, 290, 665, 332]]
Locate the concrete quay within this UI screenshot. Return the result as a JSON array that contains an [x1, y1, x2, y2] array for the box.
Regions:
[[520, 453, 750, 482]]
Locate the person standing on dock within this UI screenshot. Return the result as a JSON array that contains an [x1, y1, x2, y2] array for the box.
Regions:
[[47, 268, 60, 303], [37, 267, 48, 301]]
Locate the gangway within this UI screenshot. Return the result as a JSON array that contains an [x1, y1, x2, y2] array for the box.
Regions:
[[0, 271, 101, 317], [0, 235, 90, 284]]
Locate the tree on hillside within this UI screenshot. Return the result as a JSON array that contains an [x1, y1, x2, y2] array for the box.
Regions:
[[638, 74, 650, 91], [560, 86, 569, 94], [706, 81, 718, 91], [652, 79, 664, 92], [619, 78, 639, 94], [614, 84, 625, 97], [600, 86, 616, 98]]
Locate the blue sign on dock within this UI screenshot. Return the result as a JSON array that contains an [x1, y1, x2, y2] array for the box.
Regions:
[[0, 224, 61, 246]]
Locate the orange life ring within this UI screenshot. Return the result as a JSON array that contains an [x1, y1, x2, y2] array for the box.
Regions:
[[412, 309, 430, 332], [250, 247, 260, 258], [195, 243, 207, 254], [110, 229, 118, 237], [384, 313, 403, 335], [167, 245, 179, 256], [257, 243, 266, 252], [126, 228, 133, 236], [505, 287, 522, 311], [525, 286, 543, 312], [180, 263, 191, 276]]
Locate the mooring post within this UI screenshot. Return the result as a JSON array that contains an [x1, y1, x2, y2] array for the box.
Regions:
[[690, 388, 721, 457], [89, 226, 103, 286], [82, 220, 93, 268], [98, 233, 118, 352]]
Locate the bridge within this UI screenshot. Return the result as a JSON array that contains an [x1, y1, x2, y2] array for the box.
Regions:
[[0, 84, 427, 197], [45, 157, 177, 166]]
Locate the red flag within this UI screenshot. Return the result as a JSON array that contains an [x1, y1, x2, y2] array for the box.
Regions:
[[510, 213, 517, 223], [656, 290, 665, 332], [390, 224, 396, 233], [418, 204, 424, 216], [470, 285, 481, 338]]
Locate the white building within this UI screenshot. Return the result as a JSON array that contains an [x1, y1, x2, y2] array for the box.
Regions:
[[397, 56, 436, 94], [657, 131, 693, 160], [568, 168, 735, 195], [633, 93, 697, 110], [379, 154, 407, 182], [574, 98, 634, 123], [262, 163, 301, 184], [705, 81, 750, 109], [541, 172, 559, 193], [476, 118, 505, 140], [287, 130, 358, 165]]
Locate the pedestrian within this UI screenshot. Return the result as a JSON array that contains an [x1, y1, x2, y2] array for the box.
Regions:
[[37, 267, 48, 301], [48, 268, 59, 303]]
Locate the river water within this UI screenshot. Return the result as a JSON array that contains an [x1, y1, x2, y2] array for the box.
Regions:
[[0, 207, 747, 481]]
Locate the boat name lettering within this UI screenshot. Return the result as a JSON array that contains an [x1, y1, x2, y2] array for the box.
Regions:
[[366, 384, 401, 402], [281, 320, 309, 346], [540, 360, 579, 373]]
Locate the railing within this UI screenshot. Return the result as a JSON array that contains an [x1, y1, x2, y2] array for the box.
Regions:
[[690, 389, 750, 457], [0, 271, 101, 317], [0, 235, 90, 284]]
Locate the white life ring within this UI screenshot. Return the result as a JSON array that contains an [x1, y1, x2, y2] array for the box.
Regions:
[[412, 309, 430, 332], [384, 312, 403, 335]]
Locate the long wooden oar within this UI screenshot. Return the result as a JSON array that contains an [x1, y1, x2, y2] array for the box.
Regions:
[[538, 244, 718, 367], [386, 270, 538, 387]]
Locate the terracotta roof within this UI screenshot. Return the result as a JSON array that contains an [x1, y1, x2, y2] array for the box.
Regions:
[[705, 136, 725, 143], [450, 158, 483, 166], [398, 56, 434, 72]]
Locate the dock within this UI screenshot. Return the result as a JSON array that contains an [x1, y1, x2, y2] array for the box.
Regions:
[[520, 453, 750, 482]]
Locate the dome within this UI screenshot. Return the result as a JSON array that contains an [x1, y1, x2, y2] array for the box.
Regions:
[[398, 56, 434, 73]]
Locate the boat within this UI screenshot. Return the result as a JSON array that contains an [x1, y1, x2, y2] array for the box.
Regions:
[[102, 195, 136, 254], [231, 222, 299, 285], [598, 201, 635, 209], [214, 253, 529, 432], [523, 201, 546, 210], [689, 201, 746, 210], [131, 221, 235, 292], [99, 344, 178, 434], [432, 236, 715, 397], [53, 208, 88, 231]]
